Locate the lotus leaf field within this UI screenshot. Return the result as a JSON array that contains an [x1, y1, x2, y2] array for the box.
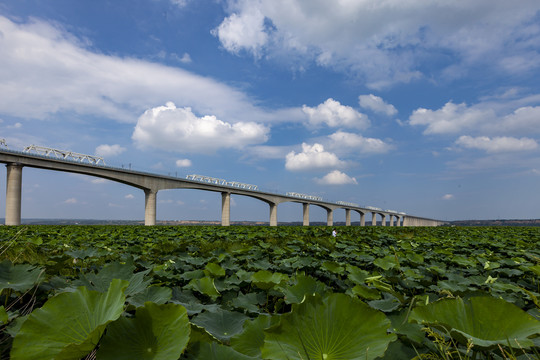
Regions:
[[0, 225, 539, 359]]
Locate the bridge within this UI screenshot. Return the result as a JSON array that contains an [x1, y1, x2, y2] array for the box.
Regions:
[[0, 147, 446, 227]]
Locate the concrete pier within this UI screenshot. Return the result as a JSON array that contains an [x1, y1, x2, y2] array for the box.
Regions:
[[302, 203, 309, 226], [144, 189, 157, 226], [326, 209, 333, 226], [345, 209, 351, 226], [269, 203, 277, 226], [5, 163, 22, 226], [221, 192, 230, 226]]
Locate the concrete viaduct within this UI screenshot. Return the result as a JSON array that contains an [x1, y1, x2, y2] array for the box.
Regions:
[[0, 149, 445, 227]]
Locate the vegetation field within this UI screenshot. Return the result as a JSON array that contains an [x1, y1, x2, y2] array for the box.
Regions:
[[0, 225, 539, 359]]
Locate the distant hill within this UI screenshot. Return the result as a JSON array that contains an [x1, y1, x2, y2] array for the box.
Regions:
[[449, 219, 540, 227]]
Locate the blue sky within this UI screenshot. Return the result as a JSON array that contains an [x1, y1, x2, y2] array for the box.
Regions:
[[1, 0, 540, 222]]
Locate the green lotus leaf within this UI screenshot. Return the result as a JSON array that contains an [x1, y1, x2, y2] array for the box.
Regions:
[[171, 288, 220, 315], [0, 260, 43, 294], [283, 274, 327, 304], [321, 261, 345, 275], [528, 264, 540, 276], [0, 305, 8, 325], [74, 260, 151, 296], [230, 314, 280, 357], [251, 270, 288, 290], [10, 279, 129, 360], [451, 255, 476, 267], [405, 252, 424, 264], [127, 286, 172, 308], [186, 277, 220, 300], [368, 294, 401, 312], [350, 284, 381, 300], [374, 255, 399, 270], [190, 341, 258, 360], [346, 264, 369, 285], [232, 292, 264, 313], [97, 302, 190, 360], [191, 308, 249, 342], [409, 296, 540, 349], [262, 293, 396, 360], [205, 263, 226, 277], [65, 247, 104, 259]]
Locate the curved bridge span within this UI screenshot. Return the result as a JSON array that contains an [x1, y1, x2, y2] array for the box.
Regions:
[[0, 149, 445, 226]]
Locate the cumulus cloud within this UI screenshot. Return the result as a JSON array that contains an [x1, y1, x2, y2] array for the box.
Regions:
[[409, 102, 494, 135], [125, 194, 135, 199], [211, 2, 268, 57], [302, 98, 369, 129], [132, 102, 269, 153], [497, 106, 540, 135], [285, 143, 345, 171], [214, 1, 540, 88], [95, 144, 126, 157], [442, 194, 454, 200], [315, 170, 357, 185], [455, 136, 538, 153], [0, 16, 304, 125], [358, 94, 397, 116], [327, 131, 392, 154], [176, 159, 192, 167]]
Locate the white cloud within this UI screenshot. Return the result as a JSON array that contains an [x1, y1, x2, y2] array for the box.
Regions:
[[125, 194, 135, 199], [358, 94, 397, 116], [409, 102, 494, 135], [64, 198, 77, 204], [442, 194, 454, 200], [91, 178, 108, 184], [0, 16, 301, 125], [497, 106, 540, 135], [95, 144, 126, 157], [176, 159, 192, 167], [171, 0, 191, 8], [302, 98, 369, 129], [327, 131, 392, 154], [455, 136, 538, 153], [214, 1, 540, 88], [285, 143, 345, 171], [178, 53, 192, 64], [132, 102, 269, 153], [315, 170, 357, 185], [211, 2, 268, 57]]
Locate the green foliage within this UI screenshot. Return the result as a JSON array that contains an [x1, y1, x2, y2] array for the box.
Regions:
[[409, 296, 540, 349], [262, 293, 397, 360], [10, 279, 129, 360], [97, 302, 190, 360], [0, 225, 539, 359]]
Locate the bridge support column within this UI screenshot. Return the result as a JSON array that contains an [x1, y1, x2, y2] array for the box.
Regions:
[[269, 203, 277, 226], [360, 212, 365, 226], [5, 163, 23, 226], [144, 189, 157, 226], [390, 215, 394, 226], [302, 203, 309, 226], [327, 209, 333, 226], [345, 209, 351, 226], [371, 212, 377, 226], [221, 192, 230, 226], [381, 214, 386, 226]]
